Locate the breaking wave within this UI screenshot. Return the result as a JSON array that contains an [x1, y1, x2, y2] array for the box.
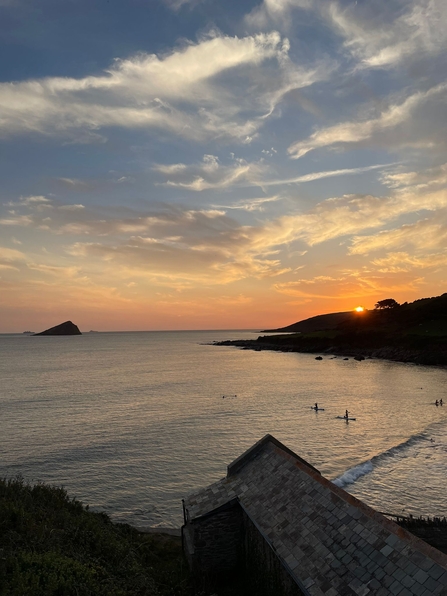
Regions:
[[332, 432, 430, 489]]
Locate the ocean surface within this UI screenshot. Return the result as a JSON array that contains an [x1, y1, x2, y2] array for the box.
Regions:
[[1, 330, 446, 529]]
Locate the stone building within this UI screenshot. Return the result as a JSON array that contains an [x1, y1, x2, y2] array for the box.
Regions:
[[182, 434, 447, 595]]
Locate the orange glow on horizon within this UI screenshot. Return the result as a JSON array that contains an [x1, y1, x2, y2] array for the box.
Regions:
[[354, 306, 364, 312]]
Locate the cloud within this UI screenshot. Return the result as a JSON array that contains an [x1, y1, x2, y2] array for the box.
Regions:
[[155, 155, 393, 193], [2, 165, 445, 289], [163, 0, 202, 10], [380, 162, 447, 191], [327, 0, 447, 69], [349, 216, 447, 255], [246, 0, 312, 29], [248, 187, 447, 251], [0, 32, 327, 143], [288, 83, 447, 159], [68, 235, 289, 285], [57, 178, 93, 190], [212, 195, 283, 212], [0, 246, 26, 262], [155, 154, 265, 191], [273, 271, 424, 300], [0, 215, 33, 226], [0, 246, 26, 273], [59, 204, 85, 211], [246, 0, 447, 71], [371, 251, 447, 273], [260, 163, 393, 187], [4, 195, 51, 208], [26, 263, 81, 278]]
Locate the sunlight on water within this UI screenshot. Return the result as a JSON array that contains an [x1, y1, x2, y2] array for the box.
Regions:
[[1, 331, 446, 528]]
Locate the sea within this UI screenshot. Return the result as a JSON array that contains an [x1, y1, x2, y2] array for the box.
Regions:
[[1, 330, 446, 529]]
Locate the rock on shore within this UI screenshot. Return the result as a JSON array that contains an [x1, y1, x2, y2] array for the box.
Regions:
[[214, 338, 447, 366]]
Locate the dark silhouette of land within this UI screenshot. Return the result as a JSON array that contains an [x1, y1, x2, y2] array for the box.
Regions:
[[33, 321, 82, 336], [217, 293, 447, 366]]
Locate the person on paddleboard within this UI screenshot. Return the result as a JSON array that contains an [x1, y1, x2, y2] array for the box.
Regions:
[[440, 399, 443, 406], [345, 409, 349, 419], [315, 402, 318, 410], [435, 400, 439, 406]]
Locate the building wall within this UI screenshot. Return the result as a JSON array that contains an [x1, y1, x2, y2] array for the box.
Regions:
[[183, 502, 305, 595], [242, 511, 306, 596], [182, 502, 244, 591]]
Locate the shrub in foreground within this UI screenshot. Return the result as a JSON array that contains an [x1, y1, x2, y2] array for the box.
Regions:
[[0, 477, 189, 596]]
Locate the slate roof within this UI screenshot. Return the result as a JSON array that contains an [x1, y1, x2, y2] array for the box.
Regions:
[[184, 434, 447, 596]]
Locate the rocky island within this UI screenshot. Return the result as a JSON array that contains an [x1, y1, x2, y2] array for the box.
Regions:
[[33, 320, 82, 336], [216, 293, 447, 366]]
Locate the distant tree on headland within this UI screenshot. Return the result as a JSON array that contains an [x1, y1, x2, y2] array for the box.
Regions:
[[374, 298, 400, 310]]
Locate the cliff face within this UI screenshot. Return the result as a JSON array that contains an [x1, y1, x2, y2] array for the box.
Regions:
[[34, 321, 82, 336]]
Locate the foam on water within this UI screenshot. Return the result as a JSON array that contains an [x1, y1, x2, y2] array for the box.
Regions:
[[333, 430, 431, 488], [334, 417, 447, 515], [333, 461, 374, 488]]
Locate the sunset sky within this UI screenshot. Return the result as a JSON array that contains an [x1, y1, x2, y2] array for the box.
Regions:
[[1, 0, 446, 332]]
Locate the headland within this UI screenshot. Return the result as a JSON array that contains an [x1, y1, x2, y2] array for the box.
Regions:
[[216, 293, 447, 366]]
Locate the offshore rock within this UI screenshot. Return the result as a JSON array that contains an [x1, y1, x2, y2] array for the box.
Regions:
[[34, 321, 82, 336]]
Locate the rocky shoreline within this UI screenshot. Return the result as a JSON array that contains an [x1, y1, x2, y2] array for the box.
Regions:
[[214, 337, 447, 367]]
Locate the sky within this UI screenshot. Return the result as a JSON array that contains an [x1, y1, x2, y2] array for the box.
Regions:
[[1, 0, 447, 332]]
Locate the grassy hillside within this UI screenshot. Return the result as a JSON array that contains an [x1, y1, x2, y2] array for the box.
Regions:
[[0, 477, 189, 596]]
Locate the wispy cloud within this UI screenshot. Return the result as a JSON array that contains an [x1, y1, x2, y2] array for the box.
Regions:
[[248, 0, 447, 70], [288, 83, 447, 159], [246, 0, 312, 30], [371, 251, 447, 273], [327, 0, 447, 69], [0, 32, 328, 143], [212, 195, 282, 212], [155, 155, 393, 192], [0, 246, 26, 262], [260, 163, 393, 186], [349, 215, 447, 255], [380, 163, 447, 191], [155, 154, 264, 191]]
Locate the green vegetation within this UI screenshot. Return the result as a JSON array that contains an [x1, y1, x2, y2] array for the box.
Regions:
[[0, 477, 189, 596]]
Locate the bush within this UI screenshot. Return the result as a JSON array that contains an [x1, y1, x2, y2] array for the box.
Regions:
[[0, 477, 189, 596]]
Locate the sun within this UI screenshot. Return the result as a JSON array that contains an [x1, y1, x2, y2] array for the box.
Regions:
[[354, 306, 364, 313]]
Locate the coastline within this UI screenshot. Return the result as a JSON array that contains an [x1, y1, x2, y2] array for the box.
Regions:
[[214, 336, 447, 367]]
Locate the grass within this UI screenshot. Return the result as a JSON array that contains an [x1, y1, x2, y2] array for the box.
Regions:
[[0, 477, 190, 596]]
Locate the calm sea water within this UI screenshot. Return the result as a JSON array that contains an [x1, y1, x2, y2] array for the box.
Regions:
[[1, 330, 446, 528]]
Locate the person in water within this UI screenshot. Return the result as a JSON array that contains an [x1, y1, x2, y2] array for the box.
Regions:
[[440, 399, 443, 406], [435, 400, 439, 406]]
